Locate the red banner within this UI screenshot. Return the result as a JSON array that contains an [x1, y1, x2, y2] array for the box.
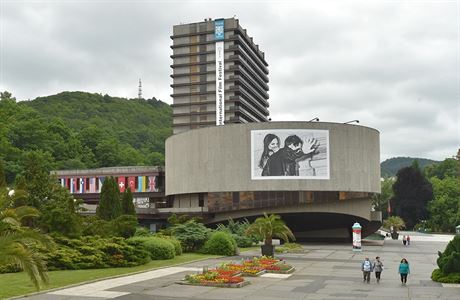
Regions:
[[128, 176, 136, 192], [118, 177, 126, 193]]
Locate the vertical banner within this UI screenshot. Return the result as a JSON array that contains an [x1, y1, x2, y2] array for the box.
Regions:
[[98, 177, 105, 193], [118, 176, 126, 193], [215, 19, 225, 126], [128, 176, 136, 192], [142, 176, 147, 192], [89, 177, 96, 193], [79, 178, 85, 194], [352, 222, 362, 252], [70, 178, 74, 193], [148, 176, 157, 192], [137, 176, 142, 192]]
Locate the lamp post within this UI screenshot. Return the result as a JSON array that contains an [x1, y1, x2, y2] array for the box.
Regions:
[[344, 120, 359, 124]]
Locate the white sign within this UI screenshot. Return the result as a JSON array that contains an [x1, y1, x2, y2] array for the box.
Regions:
[[251, 129, 330, 180], [215, 40, 225, 126]]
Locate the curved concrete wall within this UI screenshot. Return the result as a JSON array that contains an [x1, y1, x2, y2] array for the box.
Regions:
[[166, 122, 380, 195]]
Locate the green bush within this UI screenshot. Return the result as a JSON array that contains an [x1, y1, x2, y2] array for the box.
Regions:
[[171, 220, 211, 252], [432, 268, 460, 283], [112, 215, 138, 238], [437, 235, 460, 274], [128, 237, 175, 260], [202, 231, 237, 256], [233, 234, 253, 247], [44, 235, 150, 270], [160, 235, 183, 256], [134, 227, 152, 237]]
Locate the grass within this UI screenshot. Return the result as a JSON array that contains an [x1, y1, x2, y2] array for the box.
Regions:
[[0, 253, 220, 299], [0, 247, 260, 299]]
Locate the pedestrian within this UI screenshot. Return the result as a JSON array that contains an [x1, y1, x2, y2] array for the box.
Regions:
[[361, 257, 373, 284], [402, 235, 407, 246], [407, 235, 411, 245], [374, 256, 384, 283], [398, 258, 410, 285]]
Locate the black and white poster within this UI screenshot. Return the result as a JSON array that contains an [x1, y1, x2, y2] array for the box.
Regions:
[[251, 129, 330, 180]]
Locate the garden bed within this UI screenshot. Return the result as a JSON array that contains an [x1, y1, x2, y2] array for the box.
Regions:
[[177, 279, 250, 288], [265, 266, 295, 274]]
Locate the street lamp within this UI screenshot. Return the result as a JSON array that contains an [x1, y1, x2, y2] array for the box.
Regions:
[[343, 120, 359, 124]]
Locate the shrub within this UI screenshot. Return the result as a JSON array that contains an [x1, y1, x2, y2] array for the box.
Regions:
[[134, 227, 152, 237], [128, 237, 175, 260], [112, 215, 138, 238], [437, 235, 460, 274], [171, 220, 211, 252], [432, 268, 460, 283], [44, 235, 150, 270], [232, 234, 253, 247], [202, 231, 237, 256], [158, 235, 182, 256]]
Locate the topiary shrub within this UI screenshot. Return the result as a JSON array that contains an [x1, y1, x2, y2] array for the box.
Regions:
[[158, 235, 182, 256], [437, 235, 460, 275], [202, 231, 237, 256], [128, 236, 175, 260]]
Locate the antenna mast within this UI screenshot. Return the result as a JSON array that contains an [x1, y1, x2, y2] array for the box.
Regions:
[[138, 78, 142, 99]]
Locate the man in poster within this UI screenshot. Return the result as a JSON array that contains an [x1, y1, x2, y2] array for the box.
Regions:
[[262, 135, 319, 176]]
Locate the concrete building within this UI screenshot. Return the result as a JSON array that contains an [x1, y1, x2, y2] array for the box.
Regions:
[[165, 121, 382, 241], [171, 18, 269, 134]]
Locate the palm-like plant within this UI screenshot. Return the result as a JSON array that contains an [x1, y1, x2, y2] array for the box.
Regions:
[[0, 188, 52, 289], [246, 213, 295, 247], [383, 216, 406, 232]]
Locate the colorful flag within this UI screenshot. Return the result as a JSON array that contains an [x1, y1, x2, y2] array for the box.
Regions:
[[79, 178, 85, 194], [128, 176, 136, 192], [98, 177, 105, 193], [137, 176, 143, 192], [148, 176, 156, 192], [70, 178, 74, 193], [142, 176, 147, 192], [118, 176, 126, 193], [89, 178, 96, 193]]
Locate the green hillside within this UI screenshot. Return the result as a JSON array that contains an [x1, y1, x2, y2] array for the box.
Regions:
[[0, 91, 172, 183], [381, 157, 440, 177]]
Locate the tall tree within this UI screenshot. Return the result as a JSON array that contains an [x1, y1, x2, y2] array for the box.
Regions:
[[424, 158, 459, 180], [391, 162, 434, 229], [96, 177, 122, 220], [121, 187, 136, 215]]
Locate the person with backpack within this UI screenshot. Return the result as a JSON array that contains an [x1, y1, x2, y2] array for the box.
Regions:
[[361, 257, 373, 283], [398, 258, 410, 285], [374, 256, 384, 283]]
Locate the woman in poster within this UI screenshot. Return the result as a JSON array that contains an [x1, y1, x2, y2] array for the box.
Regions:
[[258, 134, 280, 170]]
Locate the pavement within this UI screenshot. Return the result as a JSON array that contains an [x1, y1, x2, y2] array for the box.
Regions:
[[16, 233, 459, 300]]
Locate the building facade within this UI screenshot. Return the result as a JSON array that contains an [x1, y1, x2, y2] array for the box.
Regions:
[[165, 122, 382, 240], [171, 18, 269, 134]]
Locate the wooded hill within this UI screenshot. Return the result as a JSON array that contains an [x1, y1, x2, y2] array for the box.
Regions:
[[381, 157, 440, 177], [0, 91, 172, 183]]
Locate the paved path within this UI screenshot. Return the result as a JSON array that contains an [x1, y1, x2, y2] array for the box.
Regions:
[[17, 234, 459, 300]]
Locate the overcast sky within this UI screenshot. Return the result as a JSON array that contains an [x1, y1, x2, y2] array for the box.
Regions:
[[1, 0, 458, 161]]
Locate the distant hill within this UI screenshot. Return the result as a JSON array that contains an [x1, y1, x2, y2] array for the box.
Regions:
[[0, 91, 173, 175], [380, 157, 440, 177]]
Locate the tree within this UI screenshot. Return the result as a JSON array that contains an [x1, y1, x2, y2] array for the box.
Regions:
[[0, 159, 6, 188], [0, 187, 52, 290], [372, 177, 394, 219], [121, 188, 136, 215], [383, 216, 406, 232], [245, 213, 295, 256], [96, 177, 122, 220], [391, 163, 434, 229], [425, 158, 459, 180], [427, 176, 460, 232]]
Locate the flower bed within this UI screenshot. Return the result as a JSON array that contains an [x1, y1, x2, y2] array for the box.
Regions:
[[265, 262, 295, 274], [182, 270, 248, 288]]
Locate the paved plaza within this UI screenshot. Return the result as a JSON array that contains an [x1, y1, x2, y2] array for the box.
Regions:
[[18, 233, 459, 300]]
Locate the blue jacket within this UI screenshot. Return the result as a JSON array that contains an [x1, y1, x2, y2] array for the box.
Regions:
[[399, 263, 410, 274]]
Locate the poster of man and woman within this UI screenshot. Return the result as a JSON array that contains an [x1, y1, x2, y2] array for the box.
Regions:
[[251, 129, 330, 180]]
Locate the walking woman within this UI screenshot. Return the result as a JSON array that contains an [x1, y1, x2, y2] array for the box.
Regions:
[[398, 258, 410, 285], [374, 256, 384, 283]]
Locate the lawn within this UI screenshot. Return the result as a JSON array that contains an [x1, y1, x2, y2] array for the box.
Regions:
[[0, 253, 219, 299], [0, 247, 259, 299]]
